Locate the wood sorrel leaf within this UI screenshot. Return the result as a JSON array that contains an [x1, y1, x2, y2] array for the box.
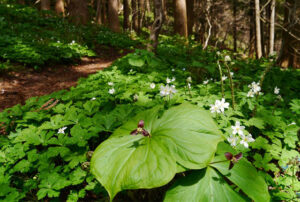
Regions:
[[164, 167, 247, 202], [91, 103, 224, 200]]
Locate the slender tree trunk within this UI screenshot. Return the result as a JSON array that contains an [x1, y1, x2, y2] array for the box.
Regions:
[[186, 0, 194, 36], [249, 1, 256, 57], [102, 0, 108, 25], [68, 0, 89, 24], [108, 0, 121, 32], [255, 0, 262, 58], [233, 0, 237, 52], [269, 0, 275, 55], [137, 0, 145, 33], [41, 0, 51, 10], [18, 0, 25, 5], [132, 0, 138, 31], [55, 0, 65, 16], [174, 0, 188, 37], [261, 4, 266, 57], [277, 0, 300, 68], [148, 0, 164, 52], [123, 0, 130, 30], [96, 0, 102, 25]]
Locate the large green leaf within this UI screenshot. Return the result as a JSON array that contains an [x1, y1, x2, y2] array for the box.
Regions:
[[164, 167, 246, 202], [211, 143, 270, 202], [91, 103, 224, 200]]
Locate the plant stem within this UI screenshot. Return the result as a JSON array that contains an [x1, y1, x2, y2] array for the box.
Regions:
[[217, 60, 225, 98], [225, 62, 236, 110], [210, 160, 228, 165]]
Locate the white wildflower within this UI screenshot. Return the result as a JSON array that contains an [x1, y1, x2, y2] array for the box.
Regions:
[[231, 121, 245, 136], [182, 67, 186, 71], [274, 86, 280, 95], [109, 88, 115, 94], [133, 94, 138, 100], [91, 97, 96, 101], [230, 72, 234, 77], [203, 80, 209, 85], [210, 104, 220, 113], [247, 90, 255, 97], [172, 68, 175, 72], [150, 83, 156, 89], [240, 134, 255, 148], [58, 127, 67, 134], [227, 135, 238, 147], [160, 85, 176, 97], [248, 82, 261, 94], [187, 77, 192, 83], [216, 98, 229, 113], [166, 77, 171, 84], [171, 77, 176, 82], [108, 82, 114, 86], [222, 76, 227, 81], [187, 83, 191, 89], [216, 51, 220, 55], [224, 55, 231, 62], [288, 122, 296, 126]]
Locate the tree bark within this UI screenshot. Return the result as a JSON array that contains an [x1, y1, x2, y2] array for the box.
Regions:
[[148, 0, 164, 52], [277, 0, 300, 68], [269, 0, 275, 55], [233, 0, 237, 52], [108, 0, 121, 32], [41, 0, 51, 10], [137, 0, 145, 33], [68, 0, 89, 24], [55, 0, 65, 16], [186, 0, 194, 36], [18, 0, 25, 5], [174, 0, 188, 37], [255, 0, 262, 58], [132, 0, 138, 31], [96, 0, 102, 24], [123, 0, 130, 30]]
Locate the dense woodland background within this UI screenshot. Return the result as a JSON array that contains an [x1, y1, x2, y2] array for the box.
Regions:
[[9, 0, 300, 68]]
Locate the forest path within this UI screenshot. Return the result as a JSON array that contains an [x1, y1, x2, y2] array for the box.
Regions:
[[0, 50, 126, 111]]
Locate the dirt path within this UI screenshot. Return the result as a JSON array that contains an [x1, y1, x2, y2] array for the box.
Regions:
[[0, 53, 123, 111]]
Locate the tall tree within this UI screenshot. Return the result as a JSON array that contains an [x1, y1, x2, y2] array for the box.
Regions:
[[55, 0, 65, 16], [269, 0, 275, 55], [174, 0, 188, 37], [132, 0, 138, 31], [137, 0, 145, 33], [96, 0, 102, 25], [277, 0, 300, 68], [108, 0, 121, 32], [186, 0, 194, 36], [123, 0, 130, 30], [68, 0, 89, 24], [255, 0, 262, 58], [148, 0, 164, 52], [41, 0, 51, 10], [233, 0, 237, 52]]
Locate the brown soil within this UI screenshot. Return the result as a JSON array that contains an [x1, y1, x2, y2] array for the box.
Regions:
[[0, 50, 126, 111]]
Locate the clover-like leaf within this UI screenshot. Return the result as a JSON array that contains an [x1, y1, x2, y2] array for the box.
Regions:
[[91, 103, 224, 200]]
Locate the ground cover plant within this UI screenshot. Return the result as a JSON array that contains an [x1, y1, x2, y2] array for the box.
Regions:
[[0, 38, 299, 201], [0, 4, 137, 69]]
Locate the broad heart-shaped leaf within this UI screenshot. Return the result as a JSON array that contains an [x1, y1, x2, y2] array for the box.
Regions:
[[211, 142, 270, 202], [164, 167, 247, 202], [91, 103, 224, 200]]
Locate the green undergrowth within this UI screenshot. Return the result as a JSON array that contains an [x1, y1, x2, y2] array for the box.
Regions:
[[0, 37, 299, 201], [0, 3, 138, 69]]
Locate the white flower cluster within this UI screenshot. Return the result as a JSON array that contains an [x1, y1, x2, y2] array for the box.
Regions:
[[160, 84, 177, 97], [274, 86, 280, 95], [58, 127, 67, 134], [247, 81, 261, 97], [227, 121, 255, 148], [210, 98, 229, 113], [108, 82, 115, 94], [203, 79, 209, 85], [150, 83, 156, 89], [166, 77, 176, 84]]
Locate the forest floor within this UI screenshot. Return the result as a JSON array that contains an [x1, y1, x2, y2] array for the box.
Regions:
[[0, 48, 127, 111]]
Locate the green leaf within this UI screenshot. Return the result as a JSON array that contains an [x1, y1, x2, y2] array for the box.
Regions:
[[128, 57, 145, 67], [164, 167, 246, 202], [211, 156, 270, 202], [91, 103, 224, 200]]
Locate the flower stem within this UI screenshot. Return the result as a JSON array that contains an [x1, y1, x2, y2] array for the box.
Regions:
[[225, 63, 236, 110], [217, 60, 225, 98], [210, 160, 228, 165]]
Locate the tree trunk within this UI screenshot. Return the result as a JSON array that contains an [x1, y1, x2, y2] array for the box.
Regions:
[[174, 0, 188, 37], [102, 0, 108, 25], [132, 0, 138, 31], [137, 0, 145, 34], [148, 0, 164, 52], [18, 0, 25, 5], [269, 0, 275, 55], [186, 0, 194, 36], [277, 0, 300, 68], [108, 0, 121, 32], [233, 0, 237, 52], [41, 0, 51, 10], [255, 0, 262, 58], [55, 0, 65, 16], [68, 0, 89, 24], [96, 0, 102, 24], [123, 0, 130, 30]]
